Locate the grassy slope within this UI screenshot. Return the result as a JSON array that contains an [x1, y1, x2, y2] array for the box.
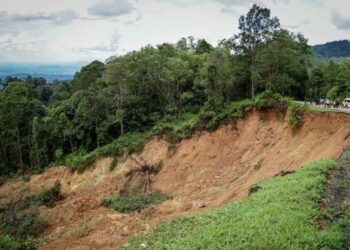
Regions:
[[123, 160, 346, 250]]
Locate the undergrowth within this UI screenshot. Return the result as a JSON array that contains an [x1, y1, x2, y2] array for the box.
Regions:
[[289, 104, 307, 128], [104, 190, 170, 213], [0, 235, 35, 250], [0, 183, 61, 248], [123, 160, 347, 249]]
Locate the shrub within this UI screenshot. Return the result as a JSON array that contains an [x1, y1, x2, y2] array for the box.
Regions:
[[0, 183, 60, 240], [0, 198, 48, 239], [109, 158, 118, 172], [289, 105, 307, 128], [0, 234, 35, 250], [36, 181, 62, 207], [104, 190, 170, 213]]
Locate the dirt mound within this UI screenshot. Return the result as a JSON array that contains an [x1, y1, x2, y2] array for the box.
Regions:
[[1, 108, 350, 249]]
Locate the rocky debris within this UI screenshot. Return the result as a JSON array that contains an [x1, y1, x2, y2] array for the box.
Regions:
[[196, 201, 207, 208]]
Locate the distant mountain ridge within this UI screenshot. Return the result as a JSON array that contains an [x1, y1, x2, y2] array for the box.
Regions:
[[0, 63, 85, 83], [312, 40, 350, 58]]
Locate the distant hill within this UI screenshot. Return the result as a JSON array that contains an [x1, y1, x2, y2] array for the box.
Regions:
[[312, 40, 350, 58], [0, 63, 85, 83]]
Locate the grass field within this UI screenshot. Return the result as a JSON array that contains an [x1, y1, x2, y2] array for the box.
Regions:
[[123, 160, 348, 250]]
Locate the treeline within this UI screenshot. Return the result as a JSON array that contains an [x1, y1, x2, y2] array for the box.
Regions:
[[313, 40, 350, 59], [0, 5, 349, 176]]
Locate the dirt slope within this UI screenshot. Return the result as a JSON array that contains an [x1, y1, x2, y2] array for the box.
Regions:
[[1, 108, 350, 250]]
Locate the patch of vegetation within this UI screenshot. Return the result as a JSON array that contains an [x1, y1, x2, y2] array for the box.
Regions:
[[345, 198, 350, 248], [104, 190, 170, 213], [36, 181, 62, 208], [75, 221, 88, 237], [109, 158, 118, 172], [123, 160, 348, 249], [288, 104, 307, 128], [0, 234, 35, 250], [51, 131, 153, 173], [0, 183, 61, 245], [0, 197, 48, 240]]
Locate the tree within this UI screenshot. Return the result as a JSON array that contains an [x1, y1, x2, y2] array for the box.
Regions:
[[204, 48, 244, 106], [254, 29, 311, 98], [0, 82, 45, 173], [72, 60, 105, 90], [234, 4, 280, 98], [162, 57, 193, 117]]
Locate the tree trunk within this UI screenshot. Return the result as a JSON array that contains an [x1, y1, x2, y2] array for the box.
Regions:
[[15, 127, 24, 169], [120, 120, 124, 135], [69, 134, 74, 152], [250, 56, 256, 99]]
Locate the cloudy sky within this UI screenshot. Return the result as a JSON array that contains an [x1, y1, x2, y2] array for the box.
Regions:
[[0, 0, 349, 63]]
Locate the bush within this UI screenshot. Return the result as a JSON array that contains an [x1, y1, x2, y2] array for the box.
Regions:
[[0, 183, 60, 240], [0, 198, 48, 239], [104, 190, 170, 213], [0, 234, 36, 250], [289, 105, 307, 128], [36, 181, 62, 207], [109, 158, 118, 172]]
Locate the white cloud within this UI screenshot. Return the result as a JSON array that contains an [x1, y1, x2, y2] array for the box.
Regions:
[[87, 0, 136, 18], [331, 10, 350, 30], [0, 0, 349, 62], [0, 32, 37, 51], [0, 9, 78, 25], [77, 33, 121, 53]]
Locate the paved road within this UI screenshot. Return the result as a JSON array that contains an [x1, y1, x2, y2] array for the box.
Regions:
[[294, 101, 350, 113]]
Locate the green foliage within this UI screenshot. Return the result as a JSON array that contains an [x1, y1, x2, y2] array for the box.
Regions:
[[124, 160, 347, 250], [36, 181, 62, 208], [289, 104, 307, 128], [104, 190, 170, 213], [0, 196, 48, 240], [0, 235, 35, 250], [0, 183, 60, 242], [109, 158, 118, 172]]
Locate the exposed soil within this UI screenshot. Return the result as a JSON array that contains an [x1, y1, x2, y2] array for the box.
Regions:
[[1, 108, 350, 250]]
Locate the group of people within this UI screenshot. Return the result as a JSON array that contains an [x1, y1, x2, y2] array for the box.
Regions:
[[312, 98, 350, 109]]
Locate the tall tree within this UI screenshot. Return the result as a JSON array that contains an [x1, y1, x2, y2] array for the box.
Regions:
[[234, 4, 280, 98]]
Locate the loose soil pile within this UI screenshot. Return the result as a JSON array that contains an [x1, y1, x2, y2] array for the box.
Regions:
[[1, 108, 350, 250]]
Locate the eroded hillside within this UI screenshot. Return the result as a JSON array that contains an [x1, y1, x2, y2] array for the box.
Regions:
[[1, 108, 350, 250]]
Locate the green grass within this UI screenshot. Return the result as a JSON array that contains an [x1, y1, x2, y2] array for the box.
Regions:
[[293, 102, 350, 115], [123, 160, 347, 250], [104, 190, 170, 213], [346, 199, 350, 248]]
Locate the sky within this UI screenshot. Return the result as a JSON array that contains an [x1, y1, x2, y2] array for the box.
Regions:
[[0, 0, 349, 63]]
